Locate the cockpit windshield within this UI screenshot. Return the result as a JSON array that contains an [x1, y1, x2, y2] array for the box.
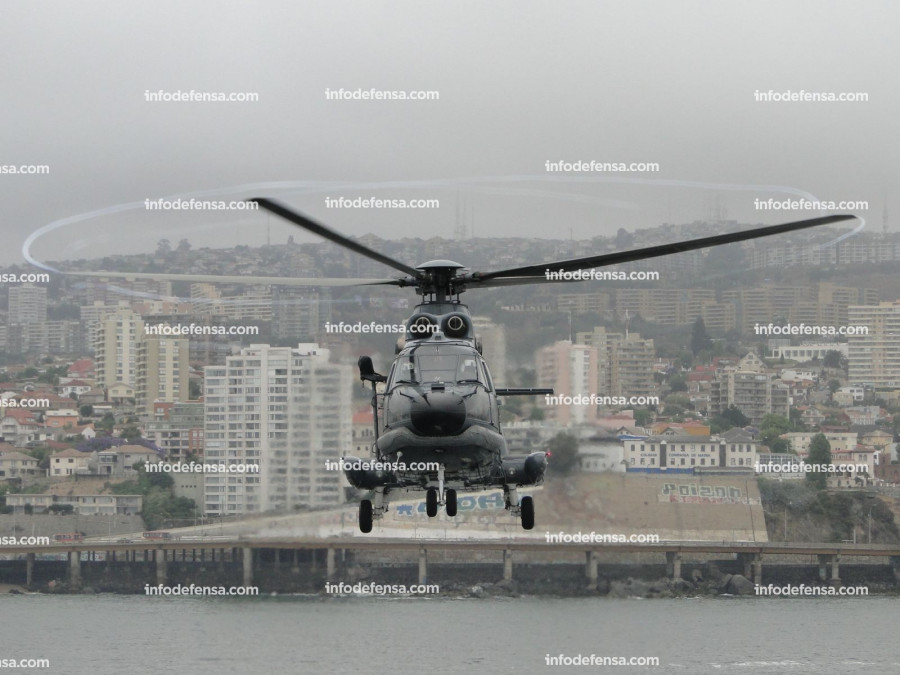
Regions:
[[392, 346, 483, 386]]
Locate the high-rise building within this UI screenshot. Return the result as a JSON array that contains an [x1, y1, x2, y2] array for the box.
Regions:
[[8, 284, 47, 324], [708, 354, 789, 425], [848, 301, 900, 390], [536, 340, 599, 425], [144, 402, 204, 462], [94, 308, 144, 390], [135, 335, 190, 414], [272, 287, 325, 341], [576, 327, 656, 401], [203, 343, 352, 516], [610, 332, 656, 399]]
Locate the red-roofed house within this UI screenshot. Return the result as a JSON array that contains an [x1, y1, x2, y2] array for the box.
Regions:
[[0, 409, 46, 447], [67, 359, 95, 379]]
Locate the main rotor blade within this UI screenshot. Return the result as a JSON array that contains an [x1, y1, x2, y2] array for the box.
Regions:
[[466, 276, 584, 288], [251, 197, 422, 278], [64, 271, 404, 287], [469, 214, 856, 281]]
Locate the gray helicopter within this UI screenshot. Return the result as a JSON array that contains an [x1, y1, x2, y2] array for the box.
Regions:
[[249, 199, 854, 533]]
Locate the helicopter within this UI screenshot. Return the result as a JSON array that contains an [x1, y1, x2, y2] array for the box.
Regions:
[[247, 199, 854, 533], [65, 198, 854, 533]]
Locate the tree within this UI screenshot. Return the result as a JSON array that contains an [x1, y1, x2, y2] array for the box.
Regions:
[[663, 394, 692, 417], [120, 426, 142, 441], [823, 350, 846, 370], [79, 404, 93, 418], [634, 409, 653, 427], [690, 317, 713, 356], [804, 433, 832, 489], [759, 414, 791, 448], [828, 380, 841, 395], [668, 374, 688, 392], [529, 406, 545, 421], [547, 432, 579, 474], [156, 239, 171, 255], [97, 412, 115, 431], [722, 405, 749, 428], [176, 238, 191, 253]]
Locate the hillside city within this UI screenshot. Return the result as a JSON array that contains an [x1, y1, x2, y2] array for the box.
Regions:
[[3, 219, 900, 538]]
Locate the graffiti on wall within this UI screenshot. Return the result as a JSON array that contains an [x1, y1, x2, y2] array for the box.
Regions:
[[659, 483, 760, 505]]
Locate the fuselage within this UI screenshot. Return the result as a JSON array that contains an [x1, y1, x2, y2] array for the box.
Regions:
[[375, 310, 507, 479]]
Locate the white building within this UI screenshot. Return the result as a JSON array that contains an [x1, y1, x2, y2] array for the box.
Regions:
[[203, 343, 352, 516], [770, 343, 849, 361], [94, 307, 144, 390], [849, 301, 900, 390], [624, 429, 758, 472]]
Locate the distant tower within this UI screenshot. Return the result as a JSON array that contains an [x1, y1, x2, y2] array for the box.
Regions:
[[883, 196, 889, 236]]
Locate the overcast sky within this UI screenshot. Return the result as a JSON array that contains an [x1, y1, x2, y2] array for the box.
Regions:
[[2, 0, 897, 267]]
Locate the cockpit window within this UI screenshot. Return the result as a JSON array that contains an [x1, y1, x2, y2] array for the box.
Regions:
[[389, 347, 484, 386]]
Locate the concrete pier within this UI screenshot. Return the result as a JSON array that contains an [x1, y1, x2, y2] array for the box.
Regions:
[[665, 551, 682, 580], [418, 547, 427, 585], [242, 547, 253, 586], [156, 550, 167, 585], [585, 551, 598, 590], [68, 551, 81, 588], [503, 549, 513, 582]]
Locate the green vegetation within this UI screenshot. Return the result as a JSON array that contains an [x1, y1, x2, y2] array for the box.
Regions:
[[759, 479, 900, 543], [108, 464, 195, 530], [547, 432, 579, 474], [804, 433, 832, 490], [710, 405, 750, 433]]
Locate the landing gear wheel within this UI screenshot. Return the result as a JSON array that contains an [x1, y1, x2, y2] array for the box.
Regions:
[[446, 489, 457, 517], [359, 499, 373, 533], [520, 496, 534, 530], [426, 488, 438, 517]]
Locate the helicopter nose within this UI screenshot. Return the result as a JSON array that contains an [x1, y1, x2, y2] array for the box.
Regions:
[[409, 391, 467, 435]]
